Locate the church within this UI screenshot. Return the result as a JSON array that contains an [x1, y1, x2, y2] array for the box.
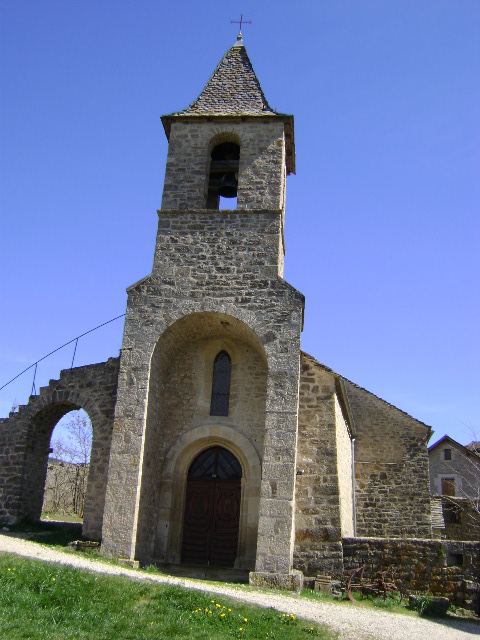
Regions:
[[0, 35, 436, 587]]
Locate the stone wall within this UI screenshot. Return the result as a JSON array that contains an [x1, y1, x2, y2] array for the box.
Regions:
[[161, 121, 286, 214], [441, 497, 480, 542], [343, 537, 480, 612], [294, 354, 348, 577], [0, 359, 119, 540], [335, 394, 354, 538], [344, 380, 432, 538]]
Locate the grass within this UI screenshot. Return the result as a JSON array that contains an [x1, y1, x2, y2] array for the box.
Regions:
[[301, 587, 411, 616], [42, 512, 83, 524], [0, 554, 335, 640]]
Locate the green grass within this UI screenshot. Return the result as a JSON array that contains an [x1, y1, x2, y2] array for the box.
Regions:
[[42, 512, 83, 524], [301, 586, 412, 616], [0, 554, 336, 639]]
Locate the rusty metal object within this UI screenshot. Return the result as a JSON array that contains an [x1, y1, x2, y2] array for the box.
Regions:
[[344, 567, 402, 603]]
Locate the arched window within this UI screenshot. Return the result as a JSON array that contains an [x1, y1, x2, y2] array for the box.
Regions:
[[206, 142, 240, 210], [210, 350, 231, 416]]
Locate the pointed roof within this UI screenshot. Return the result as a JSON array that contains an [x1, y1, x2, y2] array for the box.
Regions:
[[175, 34, 277, 116], [161, 35, 295, 174]]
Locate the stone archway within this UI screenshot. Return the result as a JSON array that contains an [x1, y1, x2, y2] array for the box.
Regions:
[[0, 359, 119, 539], [152, 423, 261, 570], [128, 311, 268, 565]]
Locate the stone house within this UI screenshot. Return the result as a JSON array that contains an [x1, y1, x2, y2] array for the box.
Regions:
[[1, 34, 457, 587], [429, 435, 480, 541]]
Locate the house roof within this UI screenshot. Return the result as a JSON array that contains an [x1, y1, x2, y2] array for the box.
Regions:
[[174, 34, 277, 117], [428, 434, 480, 457], [161, 35, 295, 174]]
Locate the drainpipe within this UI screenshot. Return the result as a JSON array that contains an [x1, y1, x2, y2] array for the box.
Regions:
[[352, 438, 357, 537]]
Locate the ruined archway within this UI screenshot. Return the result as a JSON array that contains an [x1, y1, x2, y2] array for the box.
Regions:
[[0, 359, 119, 539]]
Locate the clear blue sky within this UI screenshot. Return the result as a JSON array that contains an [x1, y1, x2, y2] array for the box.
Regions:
[[1, 1, 479, 446]]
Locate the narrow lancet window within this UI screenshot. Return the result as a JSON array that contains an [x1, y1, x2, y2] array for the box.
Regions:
[[210, 350, 232, 416]]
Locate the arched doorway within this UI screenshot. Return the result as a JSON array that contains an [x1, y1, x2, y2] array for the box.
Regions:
[[181, 446, 242, 568]]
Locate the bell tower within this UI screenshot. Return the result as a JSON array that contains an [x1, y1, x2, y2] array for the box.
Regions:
[[102, 35, 304, 588]]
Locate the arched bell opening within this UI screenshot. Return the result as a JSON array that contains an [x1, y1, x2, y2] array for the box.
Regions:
[[206, 142, 240, 210], [181, 446, 242, 567]]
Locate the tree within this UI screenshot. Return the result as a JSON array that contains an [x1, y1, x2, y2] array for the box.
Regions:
[[42, 412, 92, 519]]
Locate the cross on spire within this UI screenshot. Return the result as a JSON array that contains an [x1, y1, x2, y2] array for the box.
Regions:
[[230, 14, 252, 36]]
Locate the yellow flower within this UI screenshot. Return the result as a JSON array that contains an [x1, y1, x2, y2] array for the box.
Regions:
[[7, 568, 11, 572], [282, 614, 286, 617], [208, 611, 212, 615], [211, 600, 215, 604], [228, 608, 232, 612], [216, 603, 221, 608], [52, 578, 56, 582], [244, 618, 248, 623], [151, 622, 154, 626], [221, 613, 226, 618], [290, 614, 295, 619], [239, 628, 243, 632], [205, 608, 209, 613]]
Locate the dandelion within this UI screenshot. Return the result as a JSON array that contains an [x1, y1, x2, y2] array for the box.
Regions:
[[290, 614, 295, 619], [205, 608, 209, 613], [239, 628, 243, 632], [52, 577, 56, 582], [282, 614, 286, 617], [211, 600, 215, 604], [221, 613, 226, 618], [7, 568, 11, 572], [151, 622, 154, 626], [228, 608, 232, 612], [216, 603, 221, 608], [208, 611, 213, 615], [244, 618, 248, 623]]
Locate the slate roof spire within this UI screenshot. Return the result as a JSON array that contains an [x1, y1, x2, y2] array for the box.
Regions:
[[172, 36, 277, 117], [161, 38, 296, 174]]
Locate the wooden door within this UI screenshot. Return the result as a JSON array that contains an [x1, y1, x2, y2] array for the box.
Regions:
[[181, 447, 241, 567]]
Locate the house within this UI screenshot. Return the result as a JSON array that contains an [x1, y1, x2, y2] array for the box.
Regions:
[[429, 435, 480, 541]]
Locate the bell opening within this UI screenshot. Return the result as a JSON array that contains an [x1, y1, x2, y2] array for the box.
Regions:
[[207, 142, 240, 209]]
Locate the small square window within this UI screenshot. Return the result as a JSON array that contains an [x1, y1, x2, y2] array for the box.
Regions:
[[444, 448, 452, 461]]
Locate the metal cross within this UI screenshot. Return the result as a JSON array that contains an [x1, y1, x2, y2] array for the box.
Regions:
[[230, 14, 252, 35]]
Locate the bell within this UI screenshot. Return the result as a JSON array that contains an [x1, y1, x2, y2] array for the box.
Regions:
[[217, 173, 238, 198]]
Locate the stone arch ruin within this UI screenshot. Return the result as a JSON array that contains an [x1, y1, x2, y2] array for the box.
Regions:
[[0, 359, 119, 540]]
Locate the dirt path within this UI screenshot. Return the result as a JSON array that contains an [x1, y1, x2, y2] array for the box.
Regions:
[[1, 533, 478, 640]]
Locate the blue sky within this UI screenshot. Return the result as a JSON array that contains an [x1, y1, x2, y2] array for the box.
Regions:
[[1, 1, 479, 446]]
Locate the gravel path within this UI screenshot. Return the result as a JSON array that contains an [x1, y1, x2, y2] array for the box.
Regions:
[[1, 533, 478, 640]]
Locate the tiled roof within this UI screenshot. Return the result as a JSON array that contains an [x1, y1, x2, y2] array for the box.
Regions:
[[173, 35, 277, 117]]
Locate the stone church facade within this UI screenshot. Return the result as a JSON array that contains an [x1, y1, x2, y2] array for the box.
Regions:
[[1, 36, 435, 585]]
